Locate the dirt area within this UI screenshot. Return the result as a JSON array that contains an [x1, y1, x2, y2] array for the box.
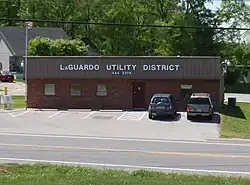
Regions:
[[0, 82, 25, 96]]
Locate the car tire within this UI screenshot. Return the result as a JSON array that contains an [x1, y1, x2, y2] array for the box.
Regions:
[[170, 113, 175, 119]]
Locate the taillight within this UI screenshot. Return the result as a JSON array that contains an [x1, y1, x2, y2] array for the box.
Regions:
[[186, 105, 190, 111]]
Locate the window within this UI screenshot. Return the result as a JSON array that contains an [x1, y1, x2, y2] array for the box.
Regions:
[[96, 84, 107, 96], [169, 95, 175, 102], [152, 97, 169, 104], [70, 84, 81, 96], [44, 84, 55, 96], [188, 98, 210, 105]]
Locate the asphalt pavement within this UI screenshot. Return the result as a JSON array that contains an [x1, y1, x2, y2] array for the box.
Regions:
[[0, 109, 220, 141], [1, 133, 250, 176]]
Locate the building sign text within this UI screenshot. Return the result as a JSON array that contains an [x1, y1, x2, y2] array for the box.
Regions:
[[59, 64, 180, 75]]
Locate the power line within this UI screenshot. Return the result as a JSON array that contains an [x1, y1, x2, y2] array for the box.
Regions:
[[0, 0, 246, 1], [0, 17, 250, 31]]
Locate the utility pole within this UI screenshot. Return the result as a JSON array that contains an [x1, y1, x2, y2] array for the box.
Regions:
[[24, 21, 33, 110]]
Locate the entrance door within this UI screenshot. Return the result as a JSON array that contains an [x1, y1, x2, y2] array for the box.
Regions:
[[133, 82, 145, 109], [180, 85, 193, 110]]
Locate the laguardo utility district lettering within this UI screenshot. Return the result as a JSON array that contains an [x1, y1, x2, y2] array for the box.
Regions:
[[59, 64, 180, 72]]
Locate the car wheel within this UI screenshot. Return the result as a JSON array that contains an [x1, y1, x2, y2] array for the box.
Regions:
[[170, 113, 175, 119]]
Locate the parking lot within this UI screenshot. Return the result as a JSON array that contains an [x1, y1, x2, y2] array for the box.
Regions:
[[4, 109, 149, 120], [0, 109, 220, 141]]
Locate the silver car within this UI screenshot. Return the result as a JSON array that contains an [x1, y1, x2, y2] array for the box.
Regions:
[[186, 93, 213, 120]]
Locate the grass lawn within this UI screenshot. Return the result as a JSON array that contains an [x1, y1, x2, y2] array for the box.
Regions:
[[0, 164, 250, 185], [14, 78, 25, 83], [0, 95, 26, 109], [220, 102, 250, 138]]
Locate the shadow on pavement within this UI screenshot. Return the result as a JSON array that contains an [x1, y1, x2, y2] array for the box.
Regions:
[[152, 113, 181, 122], [190, 113, 221, 124]]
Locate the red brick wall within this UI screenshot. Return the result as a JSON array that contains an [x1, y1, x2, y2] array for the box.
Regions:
[[27, 79, 133, 109], [145, 79, 220, 109], [27, 78, 220, 110]]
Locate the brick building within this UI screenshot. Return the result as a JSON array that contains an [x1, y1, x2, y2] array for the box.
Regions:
[[26, 56, 224, 110]]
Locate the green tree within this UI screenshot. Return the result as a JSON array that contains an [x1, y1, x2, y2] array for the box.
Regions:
[[15, 0, 219, 56], [154, 0, 217, 56], [0, 0, 21, 26], [28, 37, 88, 56], [3, 0, 248, 60]]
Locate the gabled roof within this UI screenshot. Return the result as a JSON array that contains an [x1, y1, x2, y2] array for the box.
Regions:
[[0, 26, 68, 56]]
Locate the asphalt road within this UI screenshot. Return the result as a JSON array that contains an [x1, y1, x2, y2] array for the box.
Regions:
[[1, 133, 250, 176]]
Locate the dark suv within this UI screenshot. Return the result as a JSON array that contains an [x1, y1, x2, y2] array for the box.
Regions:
[[148, 93, 178, 119], [186, 93, 213, 120]]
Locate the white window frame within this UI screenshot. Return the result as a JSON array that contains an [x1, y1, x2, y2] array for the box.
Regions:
[[96, 84, 107, 96], [44, 84, 55, 96], [70, 84, 82, 96]]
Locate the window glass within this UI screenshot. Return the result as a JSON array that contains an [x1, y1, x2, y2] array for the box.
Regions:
[[70, 84, 81, 96], [169, 95, 175, 102], [188, 98, 210, 105], [96, 84, 107, 96], [152, 97, 169, 103], [44, 84, 55, 96]]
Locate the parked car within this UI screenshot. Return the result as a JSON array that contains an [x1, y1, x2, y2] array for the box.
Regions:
[[0, 71, 14, 82], [186, 93, 213, 120], [148, 93, 178, 119]]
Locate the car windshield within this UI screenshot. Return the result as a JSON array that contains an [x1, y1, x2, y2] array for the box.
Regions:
[[152, 97, 169, 103], [188, 98, 210, 105]]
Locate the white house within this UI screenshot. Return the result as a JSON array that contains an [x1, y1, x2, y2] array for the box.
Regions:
[[0, 26, 100, 72]]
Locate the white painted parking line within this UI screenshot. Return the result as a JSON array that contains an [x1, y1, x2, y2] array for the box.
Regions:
[[80, 111, 96, 119], [138, 112, 147, 120], [48, 111, 63, 118], [117, 112, 127, 120], [118, 111, 147, 121], [3, 109, 25, 118], [7, 112, 16, 118], [11, 110, 31, 118]]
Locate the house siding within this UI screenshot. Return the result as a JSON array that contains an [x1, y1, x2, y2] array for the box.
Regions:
[[0, 38, 12, 71]]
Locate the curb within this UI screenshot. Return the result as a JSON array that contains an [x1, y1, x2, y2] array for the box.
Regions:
[[208, 138, 250, 143]]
